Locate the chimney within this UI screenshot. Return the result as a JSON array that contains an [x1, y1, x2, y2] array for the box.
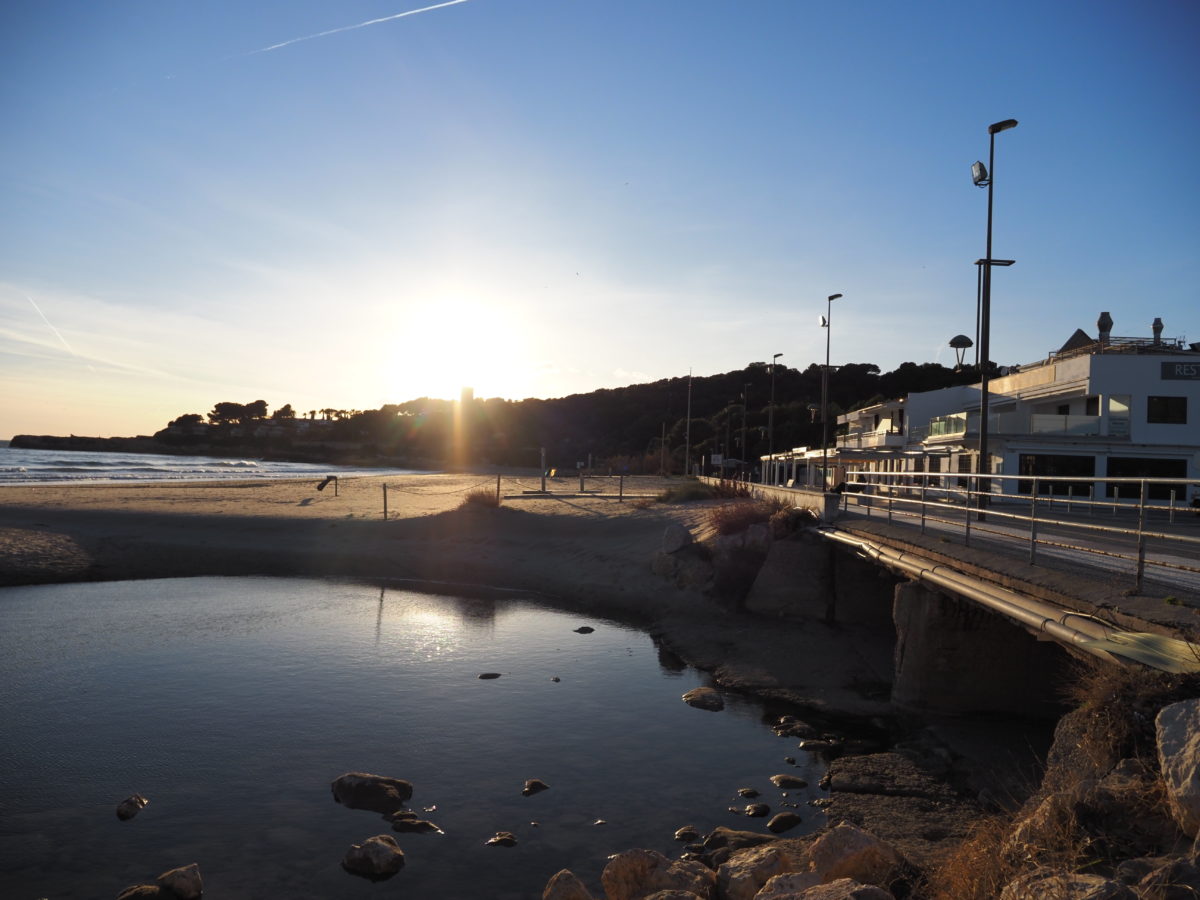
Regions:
[[1152, 317, 1163, 345], [1097, 311, 1113, 343]]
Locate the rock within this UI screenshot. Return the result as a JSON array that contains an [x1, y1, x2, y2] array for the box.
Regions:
[[156, 863, 203, 899], [601, 848, 717, 900], [798, 739, 839, 752], [593, 819, 607, 826], [390, 817, 442, 834], [775, 716, 821, 739], [738, 788, 761, 798], [551, 676, 562, 682], [116, 794, 149, 821], [486, 831, 518, 847], [807, 823, 903, 886], [682, 687, 724, 712], [543, 869, 596, 900], [331, 772, 414, 815], [675, 826, 701, 842], [1157, 699, 1200, 838], [663, 523, 694, 554], [116, 887, 165, 899], [342, 834, 405, 880], [479, 672, 502, 679], [717, 845, 797, 900], [767, 812, 803, 834], [574, 626, 595, 634], [1000, 867, 1135, 899], [771, 775, 809, 790], [744, 803, 771, 817], [785, 757, 797, 765], [753, 871, 823, 897], [643, 893, 707, 900], [785, 878, 895, 899], [523, 779, 551, 796]]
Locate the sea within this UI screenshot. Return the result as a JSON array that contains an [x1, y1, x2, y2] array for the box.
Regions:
[[0, 577, 831, 898], [0, 442, 421, 486]]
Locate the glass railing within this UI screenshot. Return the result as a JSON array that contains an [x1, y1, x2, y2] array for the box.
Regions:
[[927, 414, 967, 437], [1030, 414, 1102, 436]]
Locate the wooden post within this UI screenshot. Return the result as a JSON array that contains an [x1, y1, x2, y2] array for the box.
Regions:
[[619, 474, 624, 502], [383, 483, 388, 520], [496, 474, 501, 505]]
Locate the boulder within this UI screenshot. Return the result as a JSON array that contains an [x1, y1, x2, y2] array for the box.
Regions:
[[116, 887, 165, 899], [601, 848, 717, 900], [694, 826, 780, 868], [1157, 699, 1200, 838], [331, 772, 413, 815], [156, 863, 203, 899], [675, 826, 701, 842], [744, 803, 771, 817], [524, 779, 551, 796], [771, 775, 809, 790], [486, 831, 518, 847], [643, 893, 706, 899], [663, 524, 694, 554], [753, 871, 822, 898], [543, 869, 595, 900], [1136, 857, 1200, 896], [717, 845, 798, 900], [783, 878, 894, 899], [807, 824, 902, 886], [682, 687, 724, 712], [389, 817, 442, 834], [774, 716, 821, 739], [767, 812, 803, 834], [1000, 868, 1135, 899], [342, 834, 405, 880], [116, 794, 149, 821]]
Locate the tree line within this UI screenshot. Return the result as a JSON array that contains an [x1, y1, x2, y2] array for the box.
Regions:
[[157, 359, 984, 471]]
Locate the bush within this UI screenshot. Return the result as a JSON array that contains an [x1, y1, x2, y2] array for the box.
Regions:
[[709, 498, 788, 535], [712, 478, 751, 499], [460, 487, 500, 508], [657, 481, 716, 503]]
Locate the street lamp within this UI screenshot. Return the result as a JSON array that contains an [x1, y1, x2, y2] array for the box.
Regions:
[[949, 334, 974, 371], [820, 293, 843, 492], [768, 352, 782, 483], [971, 117, 1018, 515], [741, 382, 750, 478]]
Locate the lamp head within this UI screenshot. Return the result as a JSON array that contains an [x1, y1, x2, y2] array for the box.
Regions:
[[773, 352, 783, 360], [971, 161, 989, 186], [988, 118, 1019, 134], [828, 293, 842, 302], [819, 315, 828, 328], [950, 334, 974, 371]]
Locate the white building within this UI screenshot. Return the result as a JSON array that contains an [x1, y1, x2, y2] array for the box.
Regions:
[[764, 314, 1200, 503]]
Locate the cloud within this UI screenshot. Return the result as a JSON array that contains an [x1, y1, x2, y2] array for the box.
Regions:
[[246, 0, 473, 56]]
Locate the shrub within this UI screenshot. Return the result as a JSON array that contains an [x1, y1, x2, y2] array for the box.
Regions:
[[709, 498, 788, 535], [657, 482, 716, 503], [712, 478, 751, 499], [460, 487, 500, 508]]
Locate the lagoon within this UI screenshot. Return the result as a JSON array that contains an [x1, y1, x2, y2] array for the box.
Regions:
[[0, 577, 827, 898]]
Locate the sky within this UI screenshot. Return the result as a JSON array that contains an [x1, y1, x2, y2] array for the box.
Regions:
[[2, 0, 1198, 438]]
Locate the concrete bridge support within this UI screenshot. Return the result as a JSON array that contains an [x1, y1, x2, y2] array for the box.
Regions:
[[892, 580, 1070, 717]]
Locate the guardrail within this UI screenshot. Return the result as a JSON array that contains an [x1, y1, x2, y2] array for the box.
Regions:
[[837, 470, 1200, 593]]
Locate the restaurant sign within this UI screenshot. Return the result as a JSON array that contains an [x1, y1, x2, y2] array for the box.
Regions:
[[1161, 362, 1200, 380]]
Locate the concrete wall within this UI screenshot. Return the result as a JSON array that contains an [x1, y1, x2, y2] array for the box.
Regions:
[[892, 581, 1069, 717]]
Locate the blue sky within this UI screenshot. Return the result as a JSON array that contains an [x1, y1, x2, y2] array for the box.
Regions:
[[2, 0, 1197, 437]]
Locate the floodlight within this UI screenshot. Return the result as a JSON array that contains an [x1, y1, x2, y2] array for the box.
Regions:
[[988, 118, 1019, 134], [972, 161, 988, 186]]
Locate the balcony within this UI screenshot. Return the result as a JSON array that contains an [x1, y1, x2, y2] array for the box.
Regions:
[[927, 413, 967, 439], [1029, 414, 1102, 436], [838, 429, 907, 449]]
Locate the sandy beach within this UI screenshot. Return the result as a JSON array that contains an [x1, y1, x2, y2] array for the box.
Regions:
[[0, 471, 896, 718]]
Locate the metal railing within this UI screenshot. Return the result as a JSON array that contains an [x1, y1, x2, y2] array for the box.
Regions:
[[837, 470, 1200, 594]]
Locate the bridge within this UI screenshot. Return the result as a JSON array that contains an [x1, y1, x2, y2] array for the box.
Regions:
[[705, 473, 1200, 715]]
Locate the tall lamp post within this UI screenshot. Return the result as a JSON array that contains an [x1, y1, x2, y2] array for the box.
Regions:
[[820, 293, 843, 492], [767, 352, 782, 483], [971, 118, 1017, 514]]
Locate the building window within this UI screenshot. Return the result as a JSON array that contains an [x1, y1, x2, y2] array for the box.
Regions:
[[1147, 396, 1187, 424], [1085, 396, 1099, 416], [1056, 404, 1070, 416]]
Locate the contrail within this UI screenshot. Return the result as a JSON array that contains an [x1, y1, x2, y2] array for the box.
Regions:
[[26, 294, 95, 371], [247, 0, 472, 56]]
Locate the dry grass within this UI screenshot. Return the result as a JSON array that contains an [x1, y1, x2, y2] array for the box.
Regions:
[[711, 478, 752, 499], [657, 481, 716, 503], [460, 487, 500, 508], [709, 497, 789, 535]]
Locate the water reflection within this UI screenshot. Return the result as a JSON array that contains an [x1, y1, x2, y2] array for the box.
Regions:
[[0, 577, 830, 899]]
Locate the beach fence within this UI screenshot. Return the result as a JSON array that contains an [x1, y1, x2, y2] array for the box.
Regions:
[[377, 474, 666, 518]]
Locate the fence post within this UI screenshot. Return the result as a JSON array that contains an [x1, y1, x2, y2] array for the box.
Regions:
[[541, 448, 547, 492], [1029, 477, 1039, 565], [619, 474, 624, 502], [1135, 481, 1148, 592], [383, 483, 389, 520], [1067, 484, 1073, 514], [1113, 485, 1119, 517], [1169, 489, 1176, 525], [919, 480, 927, 535], [496, 474, 501, 505], [579, 468, 585, 493], [964, 474, 972, 547]]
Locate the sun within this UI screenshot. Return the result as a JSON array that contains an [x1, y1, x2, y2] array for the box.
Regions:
[[384, 295, 533, 401]]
